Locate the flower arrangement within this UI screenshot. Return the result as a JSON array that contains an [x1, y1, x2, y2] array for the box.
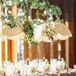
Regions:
[[0, 0, 63, 43]]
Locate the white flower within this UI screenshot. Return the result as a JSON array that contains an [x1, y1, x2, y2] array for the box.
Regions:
[[49, 14, 53, 20], [18, 9, 24, 16], [33, 23, 37, 27], [20, 0, 23, 2], [28, 16, 32, 21], [8, 0, 12, 6], [34, 25, 42, 41], [51, 21, 55, 28], [37, 19, 40, 22], [56, 58, 65, 71], [40, 19, 44, 23], [50, 59, 57, 73], [49, 9, 52, 12], [44, 11, 47, 14], [8, 10, 11, 14], [43, 2, 46, 5]]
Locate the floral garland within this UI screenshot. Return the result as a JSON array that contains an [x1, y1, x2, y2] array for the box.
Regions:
[[1, 0, 63, 43]]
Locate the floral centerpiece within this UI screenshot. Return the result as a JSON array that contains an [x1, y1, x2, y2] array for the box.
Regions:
[[0, 0, 63, 43]]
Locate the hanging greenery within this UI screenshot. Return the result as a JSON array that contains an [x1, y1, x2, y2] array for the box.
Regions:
[[1, 0, 62, 19], [23, 19, 34, 40], [1, 0, 63, 43]]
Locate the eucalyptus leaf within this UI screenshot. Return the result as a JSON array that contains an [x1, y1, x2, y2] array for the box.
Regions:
[[24, 0, 28, 4], [50, 5, 62, 19]]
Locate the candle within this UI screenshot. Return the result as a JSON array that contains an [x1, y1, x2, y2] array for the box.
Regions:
[[58, 34, 61, 60], [29, 42, 32, 50], [0, 5, 2, 67], [58, 34, 61, 51], [29, 42, 32, 60], [5, 36, 8, 61], [58, 42, 61, 51], [0, 37, 2, 67]]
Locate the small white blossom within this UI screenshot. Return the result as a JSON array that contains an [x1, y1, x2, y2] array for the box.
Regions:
[[40, 19, 44, 23], [37, 18, 40, 22], [8, 10, 11, 14], [49, 14, 53, 20], [8, 0, 12, 6], [28, 16, 32, 21], [34, 24, 37, 27], [20, 0, 23, 2], [44, 11, 47, 14], [49, 9, 52, 12]]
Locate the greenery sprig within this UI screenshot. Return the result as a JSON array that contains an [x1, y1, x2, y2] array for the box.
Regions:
[[22, 19, 34, 42], [3, 14, 17, 28], [45, 25, 56, 41]]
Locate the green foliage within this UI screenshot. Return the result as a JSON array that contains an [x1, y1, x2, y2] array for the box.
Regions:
[[1, 0, 63, 43], [4, 14, 17, 28], [31, 0, 41, 9], [31, 0, 50, 10], [49, 5, 62, 19], [24, 0, 28, 4], [23, 20, 34, 40], [3, 0, 9, 7], [12, 0, 21, 5], [2, 0, 62, 21], [45, 26, 56, 41]]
